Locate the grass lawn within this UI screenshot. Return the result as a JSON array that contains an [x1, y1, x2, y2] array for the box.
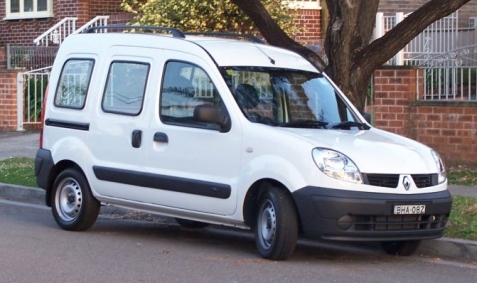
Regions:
[[447, 165, 477, 187], [0, 157, 476, 240], [0, 157, 36, 187], [445, 195, 477, 241]]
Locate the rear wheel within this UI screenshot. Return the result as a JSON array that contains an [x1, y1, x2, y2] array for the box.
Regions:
[[381, 240, 421, 256], [51, 168, 100, 231], [255, 186, 298, 260], [175, 218, 209, 229]]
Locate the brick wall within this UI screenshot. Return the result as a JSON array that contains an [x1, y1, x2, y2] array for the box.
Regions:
[[373, 67, 477, 167], [0, 72, 19, 130], [294, 9, 322, 45], [89, 0, 131, 25]]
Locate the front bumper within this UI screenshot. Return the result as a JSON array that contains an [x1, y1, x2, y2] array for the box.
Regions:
[[292, 187, 452, 241]]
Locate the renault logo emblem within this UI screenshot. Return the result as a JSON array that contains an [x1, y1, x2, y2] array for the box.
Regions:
[[403, 176, 411, 191]]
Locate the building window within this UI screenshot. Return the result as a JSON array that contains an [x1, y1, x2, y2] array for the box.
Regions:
[[286, 0, 321, 9], [5, 0, 53, 20]]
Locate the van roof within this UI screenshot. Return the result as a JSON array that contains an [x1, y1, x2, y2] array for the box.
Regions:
[[63, 28, 319, 73], [186, 36, 318, 72]]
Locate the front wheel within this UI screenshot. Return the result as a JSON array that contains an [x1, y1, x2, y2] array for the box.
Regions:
[[255, 186, 298, 260], [51, 168, 100, 231], [381, 240, 421, 256]]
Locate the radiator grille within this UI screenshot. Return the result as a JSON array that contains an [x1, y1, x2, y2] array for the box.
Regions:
[[352, 214, 447, 231], [363, 174, 400, 188], [412, 174, 437, 188], [362, 173, 438, 188]]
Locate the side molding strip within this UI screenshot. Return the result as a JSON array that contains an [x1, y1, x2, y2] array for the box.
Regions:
[[45, 118, 90, 131], [93, 166, 231, 199]]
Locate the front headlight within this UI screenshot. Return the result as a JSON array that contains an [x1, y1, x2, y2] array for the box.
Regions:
[[312, 148, 363, 183], [431, 150, 446, 184]]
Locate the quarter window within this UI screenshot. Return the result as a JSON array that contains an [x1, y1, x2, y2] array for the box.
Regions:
[[54, 59, 94, 109], [5, 0, 53, 20], [102, 61, 149, 116]]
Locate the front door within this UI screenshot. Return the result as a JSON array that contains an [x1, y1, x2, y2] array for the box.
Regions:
[[142, 52, 242, 215]]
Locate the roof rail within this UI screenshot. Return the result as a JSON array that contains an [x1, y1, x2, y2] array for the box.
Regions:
[[184, 32, 264, 44], [82, 25, 186, 38]]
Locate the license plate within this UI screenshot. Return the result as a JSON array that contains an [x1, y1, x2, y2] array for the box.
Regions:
[[393, 205, 426, 215]]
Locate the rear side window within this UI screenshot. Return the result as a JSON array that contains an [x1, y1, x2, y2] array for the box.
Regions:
[[54, 59, 94, 109], [102, 61, 150, 116]]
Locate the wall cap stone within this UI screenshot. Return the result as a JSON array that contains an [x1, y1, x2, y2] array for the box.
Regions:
[[410, 100, 477, 107], [377, 65, 419, 70]]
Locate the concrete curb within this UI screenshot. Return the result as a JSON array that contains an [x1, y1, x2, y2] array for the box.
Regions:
[[419, 237, 477, 260], [0, 183, 45, 204], [1, 182, 476, 261]]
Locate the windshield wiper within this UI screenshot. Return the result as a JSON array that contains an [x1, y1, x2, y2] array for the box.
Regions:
[[279, 120, 328, 129], [330, 121, 370, 130]]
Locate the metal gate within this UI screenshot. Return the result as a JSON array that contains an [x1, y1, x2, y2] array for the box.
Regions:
[[421, 44, 477, 100], [375, 12, 459, 66], [17, 66, 52, 131]]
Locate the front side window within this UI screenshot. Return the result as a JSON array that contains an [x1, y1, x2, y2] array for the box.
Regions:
[[160, 61, 225, 130], [54, 59, 94, 109], [5, 0, 52, 20], [221, 67, 365, 130], [102, 61, 150, 116]]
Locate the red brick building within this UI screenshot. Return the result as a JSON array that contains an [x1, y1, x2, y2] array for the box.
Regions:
[[0, 0, 324, 47], [0, 0, 130, 46]]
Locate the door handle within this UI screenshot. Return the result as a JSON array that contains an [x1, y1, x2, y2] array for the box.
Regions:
[[131, 130, 142, 148], [153, 132, 169, 143]]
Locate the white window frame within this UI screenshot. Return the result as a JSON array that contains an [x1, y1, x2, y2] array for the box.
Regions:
[[4, 0, 54, 20], [285, 0, 321, 10]]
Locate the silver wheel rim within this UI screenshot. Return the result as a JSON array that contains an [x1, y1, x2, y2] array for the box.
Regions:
[[258, 199, 276, 250], [55, 177, 83, 222]]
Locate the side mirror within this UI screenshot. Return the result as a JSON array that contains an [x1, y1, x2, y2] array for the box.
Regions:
[[194, 104, 231, 132]]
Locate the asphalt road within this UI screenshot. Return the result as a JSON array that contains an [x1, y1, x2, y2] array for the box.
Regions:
[[1, 198, 477, 283], [0, 131, 39, 160]]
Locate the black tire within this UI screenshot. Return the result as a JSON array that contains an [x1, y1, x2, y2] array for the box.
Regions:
[[381, 240, 421, 256], [255, 186, 298, 260], [175, 218, 209, 229], [51, 168, 100, 231]]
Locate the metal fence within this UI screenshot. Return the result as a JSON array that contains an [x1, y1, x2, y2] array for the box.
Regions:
[[376, 12, 459, 66], [376, 11, 477, 101], [7, 44, 58, 70], [421, 45, 477, 101], [17, 67, 52, 131], [404, 12, 458, 65]]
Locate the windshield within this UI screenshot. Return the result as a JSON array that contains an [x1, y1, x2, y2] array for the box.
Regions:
[[221, 67, 367, 130]]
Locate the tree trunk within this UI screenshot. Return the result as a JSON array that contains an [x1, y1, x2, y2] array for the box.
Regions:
[[324, 0, 379, 111]]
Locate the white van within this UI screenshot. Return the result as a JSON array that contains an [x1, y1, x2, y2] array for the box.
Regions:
[[35, 26, 452, 260]]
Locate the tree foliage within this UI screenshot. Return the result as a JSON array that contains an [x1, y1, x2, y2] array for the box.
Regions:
[[121, 0, 303, 37]]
